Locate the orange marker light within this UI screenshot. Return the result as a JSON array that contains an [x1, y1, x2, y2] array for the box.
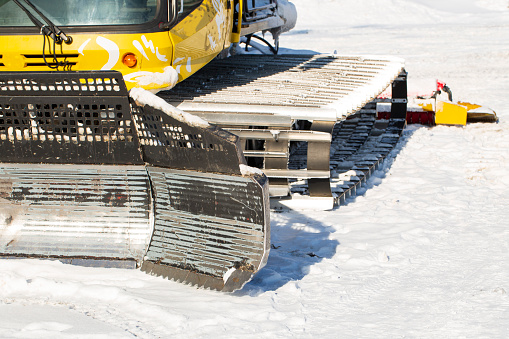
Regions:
[[123, 53, 137, 68]]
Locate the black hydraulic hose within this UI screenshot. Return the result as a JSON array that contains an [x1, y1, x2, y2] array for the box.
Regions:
[[243, 34, 279, 55], [42, 34, 71, 70]]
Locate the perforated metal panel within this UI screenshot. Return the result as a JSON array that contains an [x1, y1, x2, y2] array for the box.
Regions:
[[0, 71, 124, 96], [0, 71, 142, 164], [132, 104, 243, 175]]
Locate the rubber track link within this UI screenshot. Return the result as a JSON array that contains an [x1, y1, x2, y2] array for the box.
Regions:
[[288, 104, 406, 206]]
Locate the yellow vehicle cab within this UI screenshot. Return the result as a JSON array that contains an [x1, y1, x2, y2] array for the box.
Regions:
[[0, 0, 241, 92]]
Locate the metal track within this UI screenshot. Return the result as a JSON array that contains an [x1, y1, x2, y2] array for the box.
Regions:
[[159, 54, 406, 202], [161, 54, 405, 119], [287, 104, 406, 205], [330, 110, 405, 203]]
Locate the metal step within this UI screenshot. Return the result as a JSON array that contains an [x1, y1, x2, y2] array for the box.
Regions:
[[227, 129, 331, 142], [264, 169, 330, 179], [243, 150, 287, 158], [191, 111, 291, 127]]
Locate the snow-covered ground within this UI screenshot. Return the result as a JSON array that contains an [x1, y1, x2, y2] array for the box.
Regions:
[[1, 0, 509, 337]]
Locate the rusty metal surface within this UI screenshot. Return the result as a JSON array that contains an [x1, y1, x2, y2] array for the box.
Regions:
[[142, 167, 270, 291], [0, 164, 153, 261], [0, 162, 271, 291]]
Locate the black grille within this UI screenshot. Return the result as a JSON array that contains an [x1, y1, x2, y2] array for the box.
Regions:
[[0, 71, 247, 174], [132, 104, 243, 175], [0, 101, 134, 143], [0, 71, 143, 165], [0, 71, 123, 96]]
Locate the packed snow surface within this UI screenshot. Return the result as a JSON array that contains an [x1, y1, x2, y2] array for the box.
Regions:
[[1, 0, 509, 338]]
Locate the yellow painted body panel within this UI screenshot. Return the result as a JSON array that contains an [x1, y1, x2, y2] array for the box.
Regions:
[[435, 100, 468, 126], [170, 0, 235, 82], [458, 101, 498, 122], [415, 99, 434, 112], [0, 31, 175, 91], [457, 101, 482, 111], [0, 0, 235, 92], [416, 99, 497, 124]]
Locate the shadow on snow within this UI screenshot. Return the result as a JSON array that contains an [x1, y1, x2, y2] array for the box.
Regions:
[[239, 209, 340, 295], [237, 124, 420, 295]]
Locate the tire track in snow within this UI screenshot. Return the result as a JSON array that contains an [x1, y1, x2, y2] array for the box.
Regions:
[[325, 223, 509, 337], [307, 124, 509, 337]]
